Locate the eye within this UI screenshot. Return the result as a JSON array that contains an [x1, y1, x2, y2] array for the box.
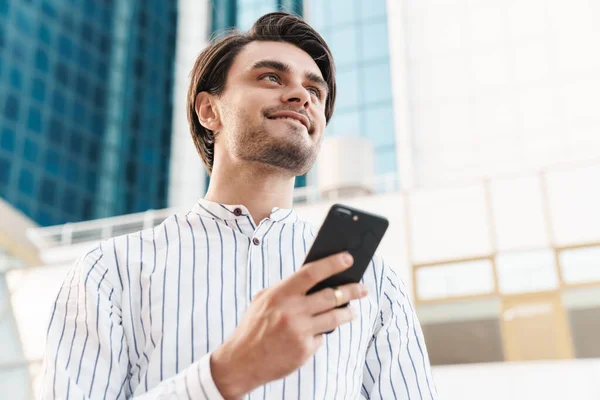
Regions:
[[308, 87, 322, 98], [260, 73, 281, 84]]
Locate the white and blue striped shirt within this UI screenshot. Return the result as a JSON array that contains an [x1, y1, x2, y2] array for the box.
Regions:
[[41, 198, 437, 399]]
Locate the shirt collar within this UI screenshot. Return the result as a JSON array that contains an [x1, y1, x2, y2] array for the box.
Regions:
[[191, 198, 299, 224]]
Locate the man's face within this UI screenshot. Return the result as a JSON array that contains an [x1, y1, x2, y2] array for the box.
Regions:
[[215, 41, 328, 176]]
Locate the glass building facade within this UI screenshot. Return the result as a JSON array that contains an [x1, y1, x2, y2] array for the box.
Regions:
[[0, 1, 177, 226], [307, 0, 396, 178]]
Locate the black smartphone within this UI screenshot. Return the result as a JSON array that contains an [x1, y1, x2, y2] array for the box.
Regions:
[[304, 204, 389, 307]]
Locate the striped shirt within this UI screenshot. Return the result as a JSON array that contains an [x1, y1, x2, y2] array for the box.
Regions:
[[41, 198, 437, 399]]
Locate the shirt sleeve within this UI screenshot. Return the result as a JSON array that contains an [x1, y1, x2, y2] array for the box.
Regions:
[[40, 246, 225, 400], [361, 262, 438, 400]]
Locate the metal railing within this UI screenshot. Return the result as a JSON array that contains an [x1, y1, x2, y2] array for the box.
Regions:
[[26, 173, 400, 251]]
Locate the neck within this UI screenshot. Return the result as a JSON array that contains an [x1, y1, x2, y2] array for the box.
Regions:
[[204, 157, 296, 225]]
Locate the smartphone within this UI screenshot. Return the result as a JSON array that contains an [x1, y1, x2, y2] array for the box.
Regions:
[[304, 204, 389, 307]]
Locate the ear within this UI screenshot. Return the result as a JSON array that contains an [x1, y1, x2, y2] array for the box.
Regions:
[[194, 92, 222, 133]]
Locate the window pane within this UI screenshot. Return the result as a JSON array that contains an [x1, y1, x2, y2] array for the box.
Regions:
[[1, 127, 15, 151], [34, 49, 48, 72], [27, 107, 43, 133], [364, 104, 395, 148], [361, 21, 389, 62], [416, 259, 495, 301], [18, 169, 34, 195], [31, 79, 46, 102], [4, 94, 19, 121], [329, 0, 357, 27], [497, 250, 559, 294], [23, 138, 38, 162], [0, 157, 10, 185], [375, 148, 397, 175], [328, 27, 358, 68], [360, 0, 387, 20], [335, 68, 360, 110], [9, 67, 22, 89], [363, 61, 392, 104], [560, 246, 600, 284], [331, 111, 360, 137]]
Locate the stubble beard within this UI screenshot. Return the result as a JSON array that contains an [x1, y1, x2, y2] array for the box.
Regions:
[[229, 112, 319, 176]]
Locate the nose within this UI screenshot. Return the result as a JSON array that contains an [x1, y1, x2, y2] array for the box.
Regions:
[[282, 82, 311, 110]]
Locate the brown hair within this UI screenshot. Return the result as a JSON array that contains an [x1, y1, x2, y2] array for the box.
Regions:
[[186, 12, 337, 174]]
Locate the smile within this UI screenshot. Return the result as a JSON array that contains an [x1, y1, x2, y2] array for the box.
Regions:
[[267, 111, 310, 131]]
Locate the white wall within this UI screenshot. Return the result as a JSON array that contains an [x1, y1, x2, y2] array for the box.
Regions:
[[392, 0, 600, 188], [168, 0, 210, 208], [433, 359, 600, 400]]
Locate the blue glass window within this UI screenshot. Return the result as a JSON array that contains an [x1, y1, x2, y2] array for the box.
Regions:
[[82, 196, 93, 219], [0, 157, 10, 185], [62, 186, 77, 214], [23, 138, 38, 162], [32, 78, 46, 102], [48, 119, 63, 145], [36, 209, 54, 226], [52, 90, 66, 115], [365, 104, 395, 148], [76, 73, 88, 97], [10, 66, 22, 89], [90, 113, 103, 136], [77, 47, 91, 69], [34, 48, 49, 72], [65, 158, 79, 182], [335, 68, 360, 111], [97, 60, 108, 81], [332, 111, 361, 137], [45, 149, 60, 175], [0, 127, 15, 151], [86, 170, 97, 192], [27, 107, 43, 133], [361, 21, 389, 62], [58, 35, 72, 59], [80, 22, 93, 44], [363, 61, 392, 104], [328, 27, 358, 68], [0, 0, 10, 16], [69, 130, 83, 153], [375, 148, 397, 175], [4, 94, 19, 122], [18, 168, 34, 195], [72, 102, 86, 124], [40, 177, 56, 206], [329, 0, 356, 27], [41, 1, 56, 18], [15, 9, 31, 34], [360, 0, 386, 20], [55, 62, 69, 86], [38, 24, 51, 45]]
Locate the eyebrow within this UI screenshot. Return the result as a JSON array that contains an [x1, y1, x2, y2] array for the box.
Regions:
[[248, 59, 329, 94]]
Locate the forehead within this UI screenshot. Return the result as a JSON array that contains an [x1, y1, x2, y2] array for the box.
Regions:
[[229, 40, 323, 79]]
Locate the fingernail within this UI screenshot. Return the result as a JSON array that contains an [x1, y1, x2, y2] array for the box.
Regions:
[[360, 285, 368, 296], [341, 252, 353, 266]]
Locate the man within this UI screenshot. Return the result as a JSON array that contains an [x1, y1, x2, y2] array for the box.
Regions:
[[42, 12, 437, 400]]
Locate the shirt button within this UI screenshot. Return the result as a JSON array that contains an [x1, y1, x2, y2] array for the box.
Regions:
[[252, 237, 260, 246], [233, 208, 242, 216]]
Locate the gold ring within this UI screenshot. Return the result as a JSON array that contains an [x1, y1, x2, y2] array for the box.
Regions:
[[333, 286, 344, 307]]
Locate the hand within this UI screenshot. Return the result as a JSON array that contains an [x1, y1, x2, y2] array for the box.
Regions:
[[210, 251, 368, 400]]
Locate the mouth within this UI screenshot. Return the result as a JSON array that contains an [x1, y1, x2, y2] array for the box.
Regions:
[[267, 111, 310, 132]]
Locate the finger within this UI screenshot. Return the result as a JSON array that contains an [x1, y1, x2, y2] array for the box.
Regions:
[[310, 306, 355, 335], [305, 283, 367, 315], [281, 252, 353, 295]]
